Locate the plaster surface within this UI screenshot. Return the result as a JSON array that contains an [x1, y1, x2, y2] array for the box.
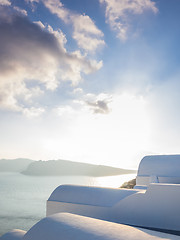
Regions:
[[23, 213, 180, 240]]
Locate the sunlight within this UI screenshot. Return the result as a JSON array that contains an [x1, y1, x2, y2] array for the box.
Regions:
[[94, 174, 137, 188], [41, 93, 151, 169]]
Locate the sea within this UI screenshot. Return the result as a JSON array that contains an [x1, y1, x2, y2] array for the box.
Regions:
[[0, 172, 136, 236]]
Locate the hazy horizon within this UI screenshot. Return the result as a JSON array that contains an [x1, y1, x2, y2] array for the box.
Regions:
[[0, 0, 180, 169], [0, 158, 138, 171]]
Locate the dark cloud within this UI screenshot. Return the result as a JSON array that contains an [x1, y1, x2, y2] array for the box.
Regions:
[[0, 7, 62, 76], [86, 100, 110, 114], [0, 6, 102, 115]]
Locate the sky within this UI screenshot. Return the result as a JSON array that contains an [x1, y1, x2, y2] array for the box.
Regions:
[[0, 0, 180, 169]]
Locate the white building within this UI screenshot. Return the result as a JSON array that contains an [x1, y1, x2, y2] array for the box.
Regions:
[[1, 155, 180, 240], [136, 155, 180, 187]]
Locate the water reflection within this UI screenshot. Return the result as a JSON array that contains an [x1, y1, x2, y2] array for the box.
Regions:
[[92, 174, 137, 188]]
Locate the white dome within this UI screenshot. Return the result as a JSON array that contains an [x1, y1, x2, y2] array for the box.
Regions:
[[138, 155, 180, 177]]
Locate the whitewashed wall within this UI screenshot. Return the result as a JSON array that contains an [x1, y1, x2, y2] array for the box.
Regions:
[[136, 155, 180, 186], [47, 185, 139, 220], [47, 183, 180, 232], [110, 183, 180, 231]]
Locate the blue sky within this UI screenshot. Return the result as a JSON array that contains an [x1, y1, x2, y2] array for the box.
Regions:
[[0, 0, 180, 168]]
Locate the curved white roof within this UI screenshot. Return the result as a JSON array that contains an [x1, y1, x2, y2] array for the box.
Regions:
[[138, 155, 180, 177], [23, 213, 179, 240], [48, 185, 139, 207], [0, 229, 26, 240]]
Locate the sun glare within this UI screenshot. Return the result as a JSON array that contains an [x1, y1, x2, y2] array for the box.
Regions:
[[40, 93, 151, 169]]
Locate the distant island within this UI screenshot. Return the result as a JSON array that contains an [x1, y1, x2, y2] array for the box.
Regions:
[[0, 158, 136, 177], [0, 158, 34, 172]]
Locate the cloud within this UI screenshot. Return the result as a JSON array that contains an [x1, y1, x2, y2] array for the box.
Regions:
[[13, 6, 28, 16], [0, 0, 11, 6], [54, 92, 112, 117], [99, 0, 158, 40], [33, 20, 45, 28], [76, 92, 112, 114], [73, 88, 83, 94], [25, 0, 39, 3], [86, 100, 110, 114], [0, 6, 102, 115], [41, 0, 105, 52], [84, 93, 112, 114], [22, 107, 45, 118]]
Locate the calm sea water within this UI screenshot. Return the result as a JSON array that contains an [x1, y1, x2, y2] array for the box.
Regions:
[[0, 172, 136, 236]]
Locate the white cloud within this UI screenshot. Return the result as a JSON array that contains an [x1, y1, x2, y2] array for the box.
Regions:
[[99, 0, 158, 40], [33, 20, 45, 29], [42, 0, 68, 20], [13, 6, 27, 16], [73, 88, 83, 94], [25, 0, 39, 3], [41, 0, 105, 52], [0, 0, 11, 6], [64, 92, 112, 115], [22, 107, 45, 118], [46, 24, 67, 50], [71, 14, 105, 52], [0, 7, 102, 115], [54, 92, 112, 118], [0, 76, 44, 116]]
